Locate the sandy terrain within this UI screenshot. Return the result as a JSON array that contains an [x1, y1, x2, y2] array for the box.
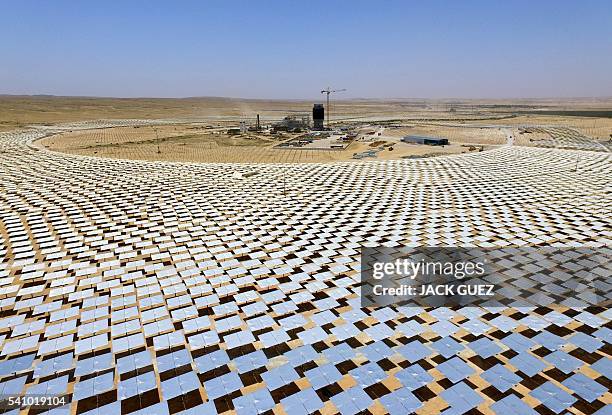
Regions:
[[5, 95, 611, 160], [384, 125, 507, 145], [461, 114, 612, 142], [40, 124, 471, 163], [3, 95, 611, 125]]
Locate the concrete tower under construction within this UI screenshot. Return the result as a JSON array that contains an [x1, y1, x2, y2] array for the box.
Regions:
[[312, 104, 324, 130]]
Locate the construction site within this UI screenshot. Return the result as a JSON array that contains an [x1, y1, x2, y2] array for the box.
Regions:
[[35, 95, 612, 165]]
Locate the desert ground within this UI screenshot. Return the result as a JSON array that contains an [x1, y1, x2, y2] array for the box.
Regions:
[[39, 124, 472, 163], [1, 95, 607, 163]]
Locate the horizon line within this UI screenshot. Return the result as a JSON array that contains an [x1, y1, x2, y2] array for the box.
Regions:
[[2, 93, 612, 102]]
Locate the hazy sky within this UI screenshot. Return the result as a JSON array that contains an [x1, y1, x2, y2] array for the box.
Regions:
[[1, 0, 611, 99]]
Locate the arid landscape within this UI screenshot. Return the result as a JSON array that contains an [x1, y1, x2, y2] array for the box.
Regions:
[[3, 95, 609, 163], [39, 122, 474, 163]]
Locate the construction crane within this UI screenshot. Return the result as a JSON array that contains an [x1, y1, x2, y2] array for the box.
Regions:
[[321, 87, 346, 129]]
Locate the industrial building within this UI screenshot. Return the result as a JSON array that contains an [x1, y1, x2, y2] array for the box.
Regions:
[[273, 114, 310, 132], [402, 135, 449, 146], [313, 104, 324, 130]]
